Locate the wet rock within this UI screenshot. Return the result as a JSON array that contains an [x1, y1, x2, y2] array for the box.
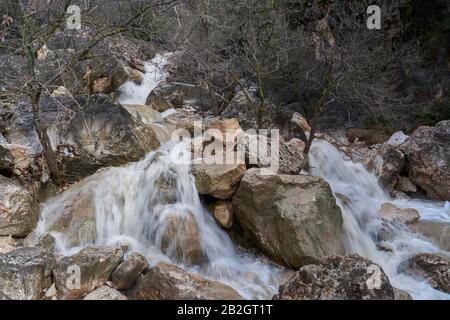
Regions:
[[365, 146, 405, 193], [193, 163, 246, 200], [273, 255, 395, 300], [409, 221, 450, 251], [0, 176, 40, 237], [83, 286, 127, 300], [210, 201, 234, 229], [111, 253, 149, 290], [0, 247, 56, 300], [23, 232, 56, 253], [379, 203, 420, 225], [46, 190, 96, 247], [54, 246, 124, 300], [402, 121, 450, 200], [159, 211, 204, 266], [233, 168, 345, 269], [145, 94, 172, 112], [396, 176, 417, 193], [404, 253, 450, 294], [393, 287, 413, 300], [133, 262, 243, 300]]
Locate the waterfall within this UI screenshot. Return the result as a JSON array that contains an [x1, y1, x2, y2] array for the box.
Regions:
[[308, 139, 450, 300], [36, 55, 281, 299]]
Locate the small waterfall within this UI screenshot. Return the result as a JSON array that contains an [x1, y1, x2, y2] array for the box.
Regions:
[[36, 55, 281, 299], [308, 139, 450, 300]]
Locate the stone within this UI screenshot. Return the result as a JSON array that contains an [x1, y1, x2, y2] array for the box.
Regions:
[[193, 163, 246, 200], [159, 211, 204, 266], [393, 287, 413, 300], [379, 203, 420, 225], [365, 146, 405, 192], [409, 220, 450, 251], [83, 286, 127, 300], [232, 168, 345, 269], [111, 253, 149, 290], [0, 176, 40, 237], [404, 253, 450, 294], [23, 232, 56, 252], [402, 121, 450, 200], [396, 176, 417, 193], [0, 247, 56, 300], [210, 201, 233, 228], [273, 255, 395, 300], [53, 246, 124, 300], [146, 94, 172, 112], [134, 262, 243, 300]]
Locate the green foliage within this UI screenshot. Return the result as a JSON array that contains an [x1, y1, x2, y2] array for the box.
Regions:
[[416, 101, 450, 126]]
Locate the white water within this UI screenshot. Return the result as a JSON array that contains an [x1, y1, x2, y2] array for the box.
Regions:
[[36, 54, 281, 299], [308, 139, 450, 300]]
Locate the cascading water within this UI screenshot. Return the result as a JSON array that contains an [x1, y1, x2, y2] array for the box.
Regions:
[[308, 139, 450, 300], [36, 54, 281, 299]]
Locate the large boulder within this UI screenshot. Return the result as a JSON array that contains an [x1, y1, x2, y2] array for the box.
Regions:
[[3, 95, 160, 182], [404, 253, 450, 294], [402, 121, 450, 200], [111, 253, 149, 290], [193, 163, 246, 200], [273, 255, 395, 300], [0, 247, 56, 300], [0, 176, 40, 237], [53, 246, 124, 300], [232, 168, 345, 269], [133, 262, 243, 300]]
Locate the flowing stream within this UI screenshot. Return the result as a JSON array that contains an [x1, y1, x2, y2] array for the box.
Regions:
[[36, 54, 450, 300], [309, 139, 450, 300]]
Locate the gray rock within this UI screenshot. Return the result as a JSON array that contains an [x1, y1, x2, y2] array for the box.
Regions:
[[233, 168, 345, 269], [111, 253, 149, 290], [273, 255, 395, 300], [0, 176, 40, 237], [53, 246, 124, 300], [133, 262, 243, 300], [0, 247, 56, 300], [83, 286, 127, 300]]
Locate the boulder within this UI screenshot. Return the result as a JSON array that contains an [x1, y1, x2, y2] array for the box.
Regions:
[[0, 236, 19, 255], [0, 176, 40, 237], [379, 203, 420, 225], [83, 286, 127, 300], [409, 221, 450, 251], [210, 201, 234, 229], [159, 211, 204, 265], [111, 253, 149, 290], [193, 163, 246, 200], [3, 95, 160, 182], [245, 134, 307, 175], [404, 253, 450, 294], [53, 246, 124, 300], [273, 255, 395, 300], [45, 189, 96, 247], [23, 232, 56, 253], [232, 168, 345, 269], [402, 121, 450, 200], [133, 262, 243, 300], [365, 146, 405, 192], [0, 247, 56, 300], [145, 94, 173, 112]]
